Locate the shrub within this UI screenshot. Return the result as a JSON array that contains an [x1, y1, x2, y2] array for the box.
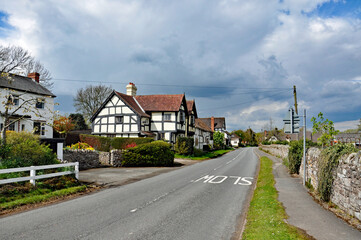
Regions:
[[317, 144, 357, 202], [68, 142, 94, 150], [174, 137, 194, 155], [213, 131, 225, 149], [288, 139, 317, 174], [2, 131, 58, 167], [79, 134, 111, 152], [122, 141, 174, 167]]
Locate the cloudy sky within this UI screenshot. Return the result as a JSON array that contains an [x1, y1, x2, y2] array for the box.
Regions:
[[0, 0, 360, 131]]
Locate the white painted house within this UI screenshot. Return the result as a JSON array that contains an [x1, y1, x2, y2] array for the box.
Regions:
[[0, 72, 56, 138], [194, 118, 213, 150], [91, 83, 190, 143]]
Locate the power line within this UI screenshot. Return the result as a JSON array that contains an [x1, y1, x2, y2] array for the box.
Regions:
[[200, 89, 290, 111], [53, 78, 292, 90]]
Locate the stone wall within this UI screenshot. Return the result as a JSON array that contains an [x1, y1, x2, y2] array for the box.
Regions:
[[63, 149, 124, 169], [63, 149, 101, 170], [260, 144, 289, 159], [299, 147, 361, 221]]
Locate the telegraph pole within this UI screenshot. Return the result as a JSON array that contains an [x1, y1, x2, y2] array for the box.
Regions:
[[293, 85, 298, 115]]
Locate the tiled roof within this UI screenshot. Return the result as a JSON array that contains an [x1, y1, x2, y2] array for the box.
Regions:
[[114, 91, 150, 117], [195, 118, 212, 132], [198, 117, 226, 130], [0, 72, 55, 97], [187, 100, 194, 114], [135, 94, 185, 112]]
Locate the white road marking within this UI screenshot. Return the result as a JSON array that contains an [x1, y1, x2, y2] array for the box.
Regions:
[[130, 208, 137, 213], [192, 175, 253, 186]]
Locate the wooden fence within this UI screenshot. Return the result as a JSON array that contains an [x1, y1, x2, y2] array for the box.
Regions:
[[0, 162, 79, 186]]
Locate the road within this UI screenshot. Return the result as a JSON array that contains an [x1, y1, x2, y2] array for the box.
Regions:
[[1, 148, 259, 240]]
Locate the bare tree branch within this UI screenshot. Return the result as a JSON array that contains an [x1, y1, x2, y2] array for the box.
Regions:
[[0, 45, 53, 88]]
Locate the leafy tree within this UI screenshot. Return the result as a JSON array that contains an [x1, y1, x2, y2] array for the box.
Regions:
[[244, 128, 258, 146], [213, 131, 225, 149], [69, 113, 88, 130], [311, 112, 339, 147], [53, 115, 75, 138], [0, 45, 52, 88], [73, 85, 113, 121], [232, 129, 245, 139]]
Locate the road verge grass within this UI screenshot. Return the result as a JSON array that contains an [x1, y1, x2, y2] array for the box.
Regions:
[[242, 156, 310, 240], [175, 148, 233, 160]]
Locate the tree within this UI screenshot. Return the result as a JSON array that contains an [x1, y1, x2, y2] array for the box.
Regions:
[[69, 113, 88, 130], [311, 112, 339, 147], [213, 131, 225, 149], [53, 115, 75, 138], [73, 85, 113, 121], [358, 118, 361, 133], [0, 45, 52, 88]]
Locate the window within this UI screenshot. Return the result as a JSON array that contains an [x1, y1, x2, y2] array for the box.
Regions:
[[190, 115, 195, 125], [34, 122, 45, 135], [12, 95, 19, 106], [8, 122, 15, 131], [164, 114, 171, 121], [142, 118, 149, 124], [115, 116, 124, 124], [0, 123, 3, 131], [36, 99, 45, 109], [21, 124, 25, 131], [180, 112, 185, 122]]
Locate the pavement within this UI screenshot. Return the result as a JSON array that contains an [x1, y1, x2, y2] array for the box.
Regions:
[[79, 159, 198, 186], [255, 149, 361, 240]]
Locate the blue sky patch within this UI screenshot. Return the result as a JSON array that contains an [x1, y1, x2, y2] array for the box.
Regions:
[[307, 0, 361, 19], [0, 10, 14, 37]]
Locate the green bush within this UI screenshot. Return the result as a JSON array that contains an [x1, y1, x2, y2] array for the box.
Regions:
[[122, 141, 174, 167], [1, 131, 59, 168], [288, 139, 317, 174], [317, 144, 357, 202], [174, 137, 194, 155]]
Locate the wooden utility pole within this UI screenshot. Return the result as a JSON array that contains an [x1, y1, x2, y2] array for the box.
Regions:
[[293, 85, 298, 115]]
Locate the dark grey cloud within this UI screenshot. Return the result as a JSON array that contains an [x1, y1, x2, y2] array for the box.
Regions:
[[0, 0, 360, 131]]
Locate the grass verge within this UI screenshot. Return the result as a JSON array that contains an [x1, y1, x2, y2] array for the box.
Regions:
[[242, 156, 310, 240], [1, 185, 87, 210], [175, 149, 233, 160]]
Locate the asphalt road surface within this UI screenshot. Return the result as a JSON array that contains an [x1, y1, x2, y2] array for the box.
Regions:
[[1, 148, 259, 240]]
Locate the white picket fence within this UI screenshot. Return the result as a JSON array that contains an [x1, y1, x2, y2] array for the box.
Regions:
[[0, 162, 79, 186]]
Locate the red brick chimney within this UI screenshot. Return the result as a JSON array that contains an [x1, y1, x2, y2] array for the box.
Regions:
[[211, 116, 215, 132], [28, 72, 40, 83]]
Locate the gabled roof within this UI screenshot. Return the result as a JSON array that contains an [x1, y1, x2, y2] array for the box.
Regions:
[[114, 91, 150, 117], [195, 118, 212, 132], [198, 117, 226, 130], [135, 94, 186, 112], [186, 100, 198, 118], [0, 72, 55, 97], [90, 91, 150, 122]]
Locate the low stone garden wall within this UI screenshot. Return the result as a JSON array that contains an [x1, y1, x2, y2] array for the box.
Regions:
[[260, 144, 289, 159], [300, 147, 361, 221], [63, 149, 124, 169]]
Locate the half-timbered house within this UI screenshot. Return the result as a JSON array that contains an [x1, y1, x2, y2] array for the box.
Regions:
[[194, 118, 213, 150], [91, 83, 189, 143], [186, 100, 197, 137]]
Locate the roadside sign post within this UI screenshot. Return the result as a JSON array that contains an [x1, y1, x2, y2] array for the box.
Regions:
[[303, 109, 306, 186]]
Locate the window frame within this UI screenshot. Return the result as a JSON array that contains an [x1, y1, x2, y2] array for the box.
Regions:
[[115, 116, 124, 124]]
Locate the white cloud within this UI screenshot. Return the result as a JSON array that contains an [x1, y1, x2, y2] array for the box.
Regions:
[[0, 0, 360, 130]]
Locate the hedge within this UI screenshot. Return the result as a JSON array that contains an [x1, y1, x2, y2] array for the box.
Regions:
[[122, 141, 174, 167], [79, 134, 111, 152], [79, 134, 154, 151]]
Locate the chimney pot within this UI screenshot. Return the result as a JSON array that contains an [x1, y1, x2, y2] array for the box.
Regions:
[[211, 116, 215, 132], [28, 72, 40, 83]]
